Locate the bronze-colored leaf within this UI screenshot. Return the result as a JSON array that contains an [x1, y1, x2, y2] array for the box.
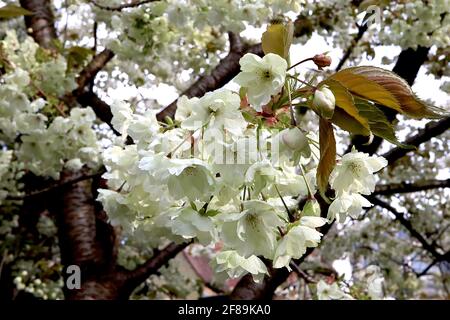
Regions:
[[316, 118, 336, 195], [344, 66, 446, 118], [261, 21, 293, 59], [331, 66, 447, 119], [330, 68, 401, 112], [323, 79, 370, 134]]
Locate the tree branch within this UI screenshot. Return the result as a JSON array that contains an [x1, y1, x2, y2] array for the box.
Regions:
[[6, 170, 105, 200], [60, 49, 118, 135], [92, 0, 155, 11], [76, 91, 121, 135], [374, 179, 450, 196], [382, 116, 450, 165], [335, 23, 368, 71], [120, 241, 191, 296], [74, 49, 115, 96], [368, 196, 449, 263]]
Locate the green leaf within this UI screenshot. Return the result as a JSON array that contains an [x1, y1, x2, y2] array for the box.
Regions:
[[331, 107, 371, 136], [204, 209, 220, 217], [354, 99, 414, 149], [323, 79, 370, 135], [0, 4, 33, 19], [261, 21, 293, 59], [316, 118, 336, 195]]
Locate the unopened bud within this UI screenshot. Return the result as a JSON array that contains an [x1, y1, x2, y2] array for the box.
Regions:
[[313, 86, 335, 119], [282, 127, 308, 151], [313, 54, 332, 68]]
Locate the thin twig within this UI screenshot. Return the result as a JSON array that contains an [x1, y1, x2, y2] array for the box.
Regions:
[[92, 0, 155, 11], [274, 184, 294, 222], [369, 196, 448, 263], [289, 262, 317, 283], [6, 170, 105, 200]]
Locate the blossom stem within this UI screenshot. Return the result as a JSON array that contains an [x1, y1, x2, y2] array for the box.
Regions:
[[166, 126, 201, 157], [260, 192, 267, 201], [285, 81, 296, 126], [287, 74, 317, 89], [287, 57, 314, 71], [274, 184, 294, 221], [300, 164, 314, 199], [307, 137, 320, 148]]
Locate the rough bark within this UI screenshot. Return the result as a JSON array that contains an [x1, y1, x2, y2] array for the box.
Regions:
[[18, 0, 186, 300], [19, 0, 57, 50]]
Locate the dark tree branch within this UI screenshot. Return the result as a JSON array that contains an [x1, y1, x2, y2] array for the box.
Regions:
[[374, 179, 450, 196], [6, 170, 105, 200], [60, 49, 119, 135], [19, 0, 57, 50], [417, 259, 440, 277], [74, 49, 115, 96], [382, 116, 450, 165], [76, 91, 121, 135], [335, 23, 368, 71], [120, 241, 191, 297], [368, 196, 449, 263], [392, 46, 431, 86], [92, 0, 155, 11]]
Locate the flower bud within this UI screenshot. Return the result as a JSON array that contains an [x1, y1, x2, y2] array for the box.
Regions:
[[313, 86, 335, 119], [312, 54, 332, 68], [282, 127, 308, 151]]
